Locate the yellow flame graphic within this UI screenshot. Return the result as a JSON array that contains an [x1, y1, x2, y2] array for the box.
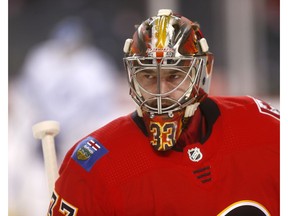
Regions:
[[155, 16, 170, 48]]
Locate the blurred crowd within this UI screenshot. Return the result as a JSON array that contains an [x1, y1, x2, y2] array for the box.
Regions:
[[8, 17, 135, 215]]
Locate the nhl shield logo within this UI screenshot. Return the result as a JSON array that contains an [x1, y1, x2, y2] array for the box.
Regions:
[[187, 147, 203, 162]]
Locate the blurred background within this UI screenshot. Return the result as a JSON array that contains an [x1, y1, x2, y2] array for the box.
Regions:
[[8, 0, 279, 215]]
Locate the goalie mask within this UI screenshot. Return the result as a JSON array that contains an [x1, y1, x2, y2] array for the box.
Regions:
[[123, 9, 214, 151]]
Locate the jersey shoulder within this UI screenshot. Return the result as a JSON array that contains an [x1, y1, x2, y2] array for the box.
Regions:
[[210, 95, 280, 121], [60, 114, 146, 175], [59, 113, 137, 173], [208, 95, 279, 151]]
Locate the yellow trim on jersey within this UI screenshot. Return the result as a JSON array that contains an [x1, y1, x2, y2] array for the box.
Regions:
[[217, 200, 271, 216]]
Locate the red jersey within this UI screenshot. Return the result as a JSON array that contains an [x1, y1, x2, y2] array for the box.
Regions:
[[48, 96, 280, 216]]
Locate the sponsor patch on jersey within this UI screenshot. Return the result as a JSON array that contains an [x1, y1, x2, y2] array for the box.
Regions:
[[72, 136, 108, 172]]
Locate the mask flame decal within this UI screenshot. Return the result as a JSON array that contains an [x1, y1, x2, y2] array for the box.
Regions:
[[153, 15, 170, 58]]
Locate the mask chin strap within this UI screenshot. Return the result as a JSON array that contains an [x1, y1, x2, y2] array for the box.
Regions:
[[184, 102, 200, 117], [137, 102, 199, 118], [136, 106, 143, 117]]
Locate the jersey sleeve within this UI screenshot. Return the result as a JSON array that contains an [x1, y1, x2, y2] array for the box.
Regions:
[[47, 145, 114, 216], [248, 96, 280, 121], [46, 116, 133, 215]]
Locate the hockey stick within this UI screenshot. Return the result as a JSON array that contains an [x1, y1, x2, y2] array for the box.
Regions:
[[32, 120, 60, 195]]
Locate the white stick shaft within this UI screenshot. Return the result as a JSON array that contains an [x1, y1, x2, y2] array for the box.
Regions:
[[41, 134, 59, 195]]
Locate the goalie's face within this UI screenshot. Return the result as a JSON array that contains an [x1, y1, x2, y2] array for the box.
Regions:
[[136, 69, 190, 100], [125, 56, 207, 116], [136, 67, 191, 110]]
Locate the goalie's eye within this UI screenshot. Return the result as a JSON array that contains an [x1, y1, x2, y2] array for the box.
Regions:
[[144, 74, 156, 79], [166, 73, 182, 81], [136, 70, 157, 87]]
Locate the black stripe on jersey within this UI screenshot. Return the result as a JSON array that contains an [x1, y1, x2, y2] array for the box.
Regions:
[[199, 97, 220, 144], [193, 166, 212, 183], [131, 111, 148, 136]]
